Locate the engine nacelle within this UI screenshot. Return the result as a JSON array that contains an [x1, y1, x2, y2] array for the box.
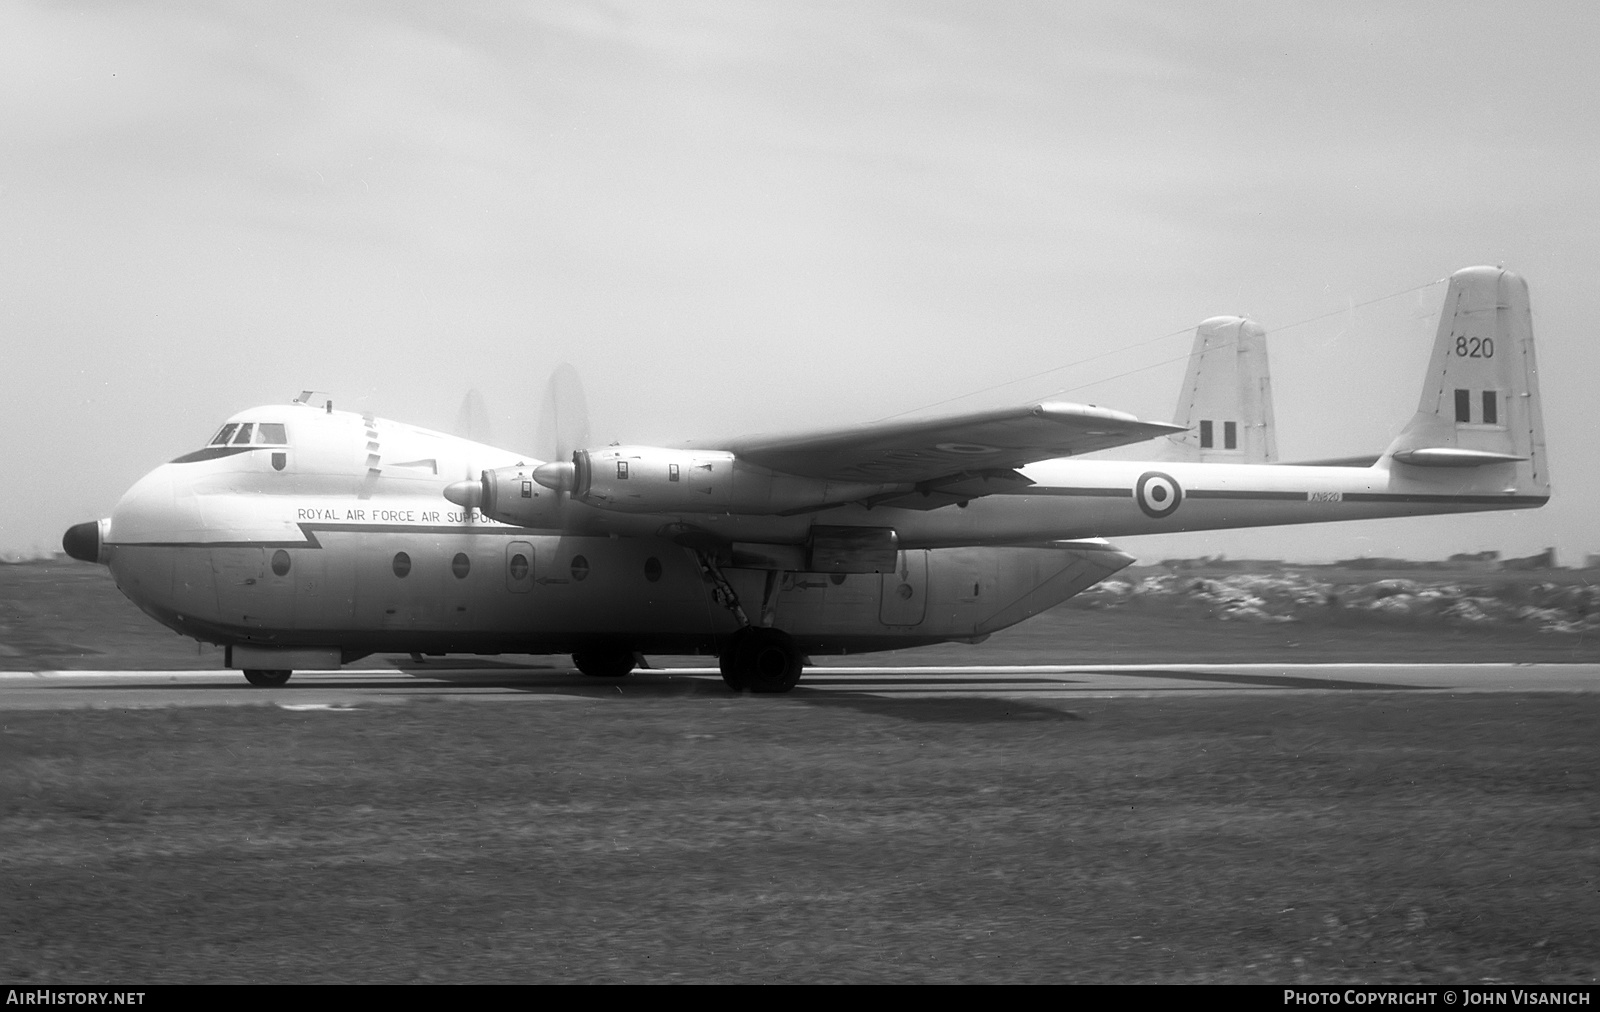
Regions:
[[563, 446, 895, 516], [444, 464, 568, 528]]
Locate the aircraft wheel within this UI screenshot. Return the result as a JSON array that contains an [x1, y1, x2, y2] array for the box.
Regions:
[[719, 631, 751, 691], [726, 627, 803, 694], [573, 648, 635, 679], [243, 669, 292, 688]]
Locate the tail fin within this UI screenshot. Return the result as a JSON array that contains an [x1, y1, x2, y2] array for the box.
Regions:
[[1383, 267, 1549, 495], [1163, 316, 1277, 463]]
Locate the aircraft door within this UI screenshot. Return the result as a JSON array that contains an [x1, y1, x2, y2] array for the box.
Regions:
[[506, 541, 534, 593], [879, 550, 928, 626]]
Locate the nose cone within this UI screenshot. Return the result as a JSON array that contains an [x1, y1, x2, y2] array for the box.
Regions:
[[63, 520, 104, 564], [532, 461, 575, 492]]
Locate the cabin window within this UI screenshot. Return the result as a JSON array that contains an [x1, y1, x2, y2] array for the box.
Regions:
[[571, 556, 590, 581], [230, 423, 255, 445], [451, 553, 470, 579], [1224, 421, 1238, 450], [617, 461, 630, 480], [669, 463, 680, 482], [1482, 390, 1499, 426], [644, 557, 662, 582], [509, 553, 529, 581], [1199, 420, 1213, 448], [392, 552, 411, 578], [271, 550, 291, 577], [1455, 389, 1471, 423]]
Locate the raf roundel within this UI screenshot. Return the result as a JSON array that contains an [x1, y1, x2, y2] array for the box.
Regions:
[[1135, 470, 1183, 519]]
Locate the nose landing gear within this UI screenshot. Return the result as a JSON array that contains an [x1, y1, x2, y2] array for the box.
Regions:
[[572, 648, 637, 679], [242, 669, 292, 687], [719, 627, 803, 694]]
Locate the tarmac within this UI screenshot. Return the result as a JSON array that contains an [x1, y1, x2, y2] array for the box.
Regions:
[[2, 661, 1597, 709]]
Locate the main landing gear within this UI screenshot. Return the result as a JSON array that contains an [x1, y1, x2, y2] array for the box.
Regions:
[[689, 550, 806, 693], [719, 626, 804, 694], [242, 669, 292, 687]]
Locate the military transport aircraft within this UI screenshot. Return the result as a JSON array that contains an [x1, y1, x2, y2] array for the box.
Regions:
[[63, 267, 1546, 692]]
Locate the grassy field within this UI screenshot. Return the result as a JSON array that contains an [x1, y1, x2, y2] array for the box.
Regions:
[[2, 693, 1595, 983], [6, 559, 1600, 670]]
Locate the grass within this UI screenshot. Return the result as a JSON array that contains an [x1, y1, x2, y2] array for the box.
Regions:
[[2, 693, 1596, 983]]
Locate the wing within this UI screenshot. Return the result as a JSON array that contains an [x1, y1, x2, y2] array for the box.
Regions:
[[719, 401, 1184, 505]]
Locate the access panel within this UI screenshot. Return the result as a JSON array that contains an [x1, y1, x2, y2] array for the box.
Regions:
[[879, 550, 928, 626]]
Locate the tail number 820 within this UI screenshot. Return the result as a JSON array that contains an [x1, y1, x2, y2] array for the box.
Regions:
[[1455, 336, 1494, 358]]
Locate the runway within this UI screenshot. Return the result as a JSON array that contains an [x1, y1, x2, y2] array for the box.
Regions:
[[2, 661, 1597, 709]]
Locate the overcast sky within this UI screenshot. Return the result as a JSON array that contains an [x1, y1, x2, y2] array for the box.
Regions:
[[4, 1, 1597, 562]]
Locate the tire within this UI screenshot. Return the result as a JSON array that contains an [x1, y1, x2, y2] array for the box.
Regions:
[[719, 628, 753, 691], [572, 648, 635, 679], [729, 627, 803, 694], [242, 669, 292, 687]]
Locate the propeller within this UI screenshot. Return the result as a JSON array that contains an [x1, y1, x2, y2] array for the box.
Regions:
[[445, 364, 593, 511], [453, 388, 493, 445], [535, 362, 591, 464]]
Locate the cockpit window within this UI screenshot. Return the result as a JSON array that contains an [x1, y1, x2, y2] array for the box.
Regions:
[[178, 420, 290, 463]]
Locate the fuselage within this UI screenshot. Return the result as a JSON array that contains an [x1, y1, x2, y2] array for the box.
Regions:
[[95, 403, 1133, 658], [91, 397, 1546, 661]]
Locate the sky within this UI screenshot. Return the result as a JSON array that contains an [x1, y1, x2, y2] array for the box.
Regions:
[[3, 1, 1598, 563]]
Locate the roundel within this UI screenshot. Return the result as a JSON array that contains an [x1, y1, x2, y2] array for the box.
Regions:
[[1135, 470, 1183, 519]]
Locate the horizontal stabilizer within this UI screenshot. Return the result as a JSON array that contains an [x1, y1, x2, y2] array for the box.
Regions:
[[1391, 447, 1527, 468]]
